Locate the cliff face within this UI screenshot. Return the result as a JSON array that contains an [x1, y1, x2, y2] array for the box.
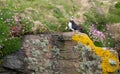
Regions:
[[0, 0, 120, 73], [0, 32, 119, 74], [0, 32, 77, 74], [72, 33, 119, 74]]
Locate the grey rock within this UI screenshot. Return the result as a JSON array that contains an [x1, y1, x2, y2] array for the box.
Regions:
[[75, 42, 102, 74], [1, 32, 119, 74], [2, 49, 25, 73], [3, 56, 22, 69]]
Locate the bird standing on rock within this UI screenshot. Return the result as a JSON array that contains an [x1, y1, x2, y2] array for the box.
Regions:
[[65, 16, 85, 33]]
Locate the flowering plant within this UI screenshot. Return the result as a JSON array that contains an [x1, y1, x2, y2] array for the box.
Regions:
[[89, 24, 105, 44]]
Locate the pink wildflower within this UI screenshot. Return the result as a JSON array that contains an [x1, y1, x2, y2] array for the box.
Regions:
[[89, 24, 105, 43], [14, 15, 19, 22]]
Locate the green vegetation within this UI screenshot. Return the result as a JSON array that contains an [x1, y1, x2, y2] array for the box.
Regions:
[[83, 1, 120, 47], [105, 36, 115, 47], [0, 0, 81, 32], [83, 8, 117, 47], [0, 9, 15, 26], [0, 9, 22, 56], [0, 0, 76, 56], [83, 8, 107, 31], [20, 18, 34, 34], [2, 37, 22, 55], [105, 2, 120, 24], [0, 0, 120, 57], [115, 2, 120, 9], [53, 8, 64, 19], [44, 22, 58, 32]]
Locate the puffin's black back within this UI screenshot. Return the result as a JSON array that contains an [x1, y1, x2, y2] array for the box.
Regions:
[[70, 20, 85, 33], [70, 20, 78, 30]]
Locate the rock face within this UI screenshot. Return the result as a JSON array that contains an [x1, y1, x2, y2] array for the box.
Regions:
[[1, 49, 26, 74], [0, 32, 119, 74], [22, 33, 79, 74], [74, 43, 102, 74], [72, 33, 119, 74], [23, 34, 54, 74], [3, 56, 23, 70]]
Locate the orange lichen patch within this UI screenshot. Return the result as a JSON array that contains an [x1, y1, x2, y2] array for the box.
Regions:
[[72, 34, 119, 74], [72, 34, 95, 47], [94, 47, 119, 73], [47, 44, 53, 50]]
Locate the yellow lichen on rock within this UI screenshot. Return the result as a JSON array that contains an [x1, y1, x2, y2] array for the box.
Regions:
[[72, 34, 95, 47], [72, 33, 119, 74], [94, 47, 119, 73]]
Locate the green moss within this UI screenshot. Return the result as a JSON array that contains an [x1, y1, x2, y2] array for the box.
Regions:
[[94, 41, 103, 47], [2, 37, 22, 55]]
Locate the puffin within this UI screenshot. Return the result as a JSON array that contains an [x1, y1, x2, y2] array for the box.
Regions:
[[66, 16, 85, 33]]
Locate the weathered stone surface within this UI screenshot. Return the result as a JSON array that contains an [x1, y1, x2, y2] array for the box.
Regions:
[[22, 32, 80, 74], [1, 49, 26, 73], [23, 34, 53, 74], [3, 56, 22, 69], [0, 32, 119, 74], [74, 43, 102, 74], [72, 33, 120, 74]]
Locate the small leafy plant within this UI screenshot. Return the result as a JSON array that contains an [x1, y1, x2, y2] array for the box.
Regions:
[[89, 25, 105, 47], [2, 37, 22, 55], [0, 9, 22, 56]]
